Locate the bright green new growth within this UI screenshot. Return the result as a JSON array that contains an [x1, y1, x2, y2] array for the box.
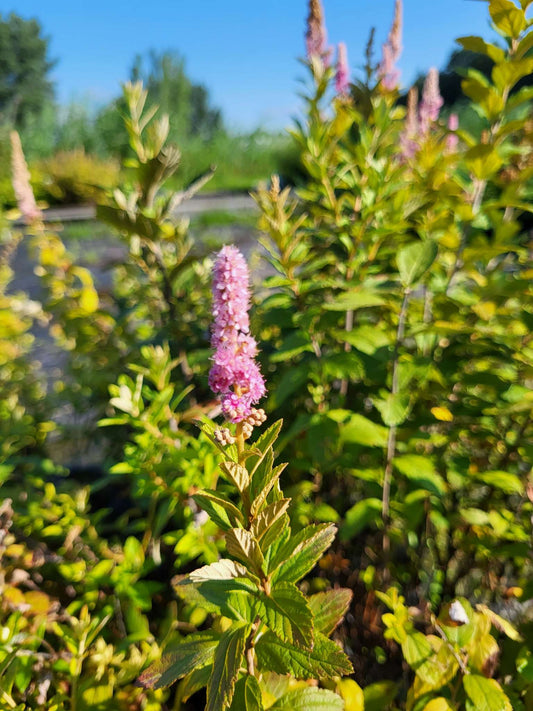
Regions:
[[139, 417, 353, 708]]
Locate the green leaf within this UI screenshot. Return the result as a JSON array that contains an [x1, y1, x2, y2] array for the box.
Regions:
[[229, 675, 264, 711], [206, 623, 251, 711], [363, 681, 398, 711], [249, 420, 283, 476], [226, 529, 265, 578], [192, 490, 244, 530], [397, 241, 438, 286], [374, 393, 411, 427], [270, 332, 314, 362], [339, 414, 388, 447], [463, 674, 512, 711], [423, 700, 455, 711], [340, 498, 382, 540], [220, 461, 250, 493], [476, 604, 523, 642], [271, 523, 337, 582], [188, 559, 249, 582], [401, 631, 433, 678], [456, 36, 506, 63], [175, 573, 258, 617], [260, 582, 314, 649], [251, 499, 291, 551], [250, 463, 287, 518], [308, 589, 353, 635], [489, 0, 527, 38], [270, 688, 345, 710], [393, 455, 447, 496], [473, 470, 524, 495], [138, 631, 220, 689], [255, 631, 353, 679], [465, 145, 503, 180], [179, 665, 212, 703], [323, 289, 386, 311]]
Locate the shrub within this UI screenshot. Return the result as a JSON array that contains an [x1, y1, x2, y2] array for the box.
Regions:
[[38, 149, 121, 204]]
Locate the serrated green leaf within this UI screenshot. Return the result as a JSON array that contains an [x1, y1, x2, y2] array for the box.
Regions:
[[226, 528, 265, 577], [251, 499, 291, 551], [138, 631, 219, 689], [206, 623, 251, 711], [220, 461, 250, 493], [229, 675, 264, 711], [397, 241, 438, 286], [308, 589, 352, 635], [374, 393, 411, 426], [189, 559, 249, 582], [271, 523, 337, 582], [175, 574, 258, 617], [270, 688, 345, 710], [261, 582, 314, 649], [192, 490, 244, 530], [250, 462, 287, 517], [463, 674, 512, 711], [256, 631, 353, 679]]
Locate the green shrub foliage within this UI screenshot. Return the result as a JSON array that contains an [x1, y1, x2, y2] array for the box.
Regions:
[[0, 0, 532, 709]]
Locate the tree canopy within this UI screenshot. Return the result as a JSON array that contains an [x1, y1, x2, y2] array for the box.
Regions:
[[0, 13, 55, 127]]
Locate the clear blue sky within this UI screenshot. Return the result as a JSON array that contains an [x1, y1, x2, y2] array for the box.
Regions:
[[4, 0, 495, 131]]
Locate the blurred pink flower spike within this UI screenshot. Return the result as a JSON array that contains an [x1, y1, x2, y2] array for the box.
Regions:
[[209, 245, 266, 423], [306, 0, 330, 65], [446, 113, 459, 152], [419, 67, 443, 133], [10, 131, 42, 224], [400, 86, 420, 159], [379, 0, 403, 90], [335, 42, 350, 95]]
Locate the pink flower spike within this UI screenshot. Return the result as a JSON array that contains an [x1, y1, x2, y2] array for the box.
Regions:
[[400, 86, 419, 159], [335, 42, 350, 95], [306, 0, 329, 63], [379, 0, 403, 90], [10, 131, 41, 224], [209, 245, 266, 424], [419, 67, 443, 133], [446, 113, 459, 152]]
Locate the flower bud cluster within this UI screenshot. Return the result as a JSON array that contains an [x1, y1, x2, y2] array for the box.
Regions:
[[209, 246, 266, 423]]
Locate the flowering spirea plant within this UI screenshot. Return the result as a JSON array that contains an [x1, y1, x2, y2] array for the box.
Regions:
[[139, 246, 354, 709], [209, 246, 266, 426]]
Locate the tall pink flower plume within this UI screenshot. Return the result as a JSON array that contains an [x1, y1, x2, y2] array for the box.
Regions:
[[446, 113, 459, 152], [209, 245, 266, 423], [379, 0, 403, 90], [306, 0, 328, 62], [335, 42, 350, 95], [10, 131, 41, 224], [419, 67, 443, 134], [400, 86, 419, 159]]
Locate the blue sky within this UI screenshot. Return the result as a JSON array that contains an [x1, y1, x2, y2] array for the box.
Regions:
[[4, 1, 494, 131]]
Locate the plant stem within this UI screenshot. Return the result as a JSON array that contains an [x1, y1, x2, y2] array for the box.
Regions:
[[382, 288, 410, 556]]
